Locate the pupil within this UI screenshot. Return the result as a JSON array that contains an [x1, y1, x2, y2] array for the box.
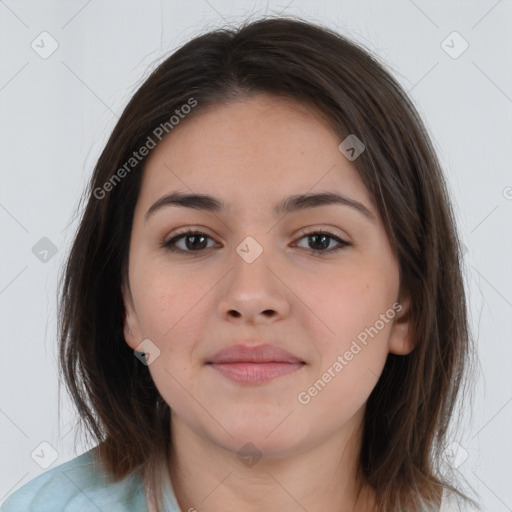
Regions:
[[187, 234, 207, 250], [310, 234, 329, 250]]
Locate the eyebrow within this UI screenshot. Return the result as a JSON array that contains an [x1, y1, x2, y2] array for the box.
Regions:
[[144, 191, 377, 223]]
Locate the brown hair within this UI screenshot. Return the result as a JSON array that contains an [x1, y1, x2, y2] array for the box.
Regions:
[[58, 15, 480, 511]]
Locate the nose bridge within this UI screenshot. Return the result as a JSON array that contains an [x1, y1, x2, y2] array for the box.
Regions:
[[231, 232, 276, 291], [216, 230, 290, 322]]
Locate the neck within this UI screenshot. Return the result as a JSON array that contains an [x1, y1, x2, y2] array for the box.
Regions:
[[165, 410, 376, 512]]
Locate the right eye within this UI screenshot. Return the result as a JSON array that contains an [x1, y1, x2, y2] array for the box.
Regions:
[[162, 230, 218, 253]]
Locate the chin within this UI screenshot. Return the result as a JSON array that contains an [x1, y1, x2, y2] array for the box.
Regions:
[[210, 423, 307, 458]]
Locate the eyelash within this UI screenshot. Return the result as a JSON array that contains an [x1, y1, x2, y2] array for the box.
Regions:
[[161, 229, 351, 255]]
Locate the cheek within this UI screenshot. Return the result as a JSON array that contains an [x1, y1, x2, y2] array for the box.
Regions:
[[298, 269, 393, 342], [131, 267, 212, 408], [294, 260, 398, 379], [131, 260, 213, 340], [298, 310, 392, 420]]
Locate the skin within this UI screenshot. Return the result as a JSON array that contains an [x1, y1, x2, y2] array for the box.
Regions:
[[123, 93, 414, 512]]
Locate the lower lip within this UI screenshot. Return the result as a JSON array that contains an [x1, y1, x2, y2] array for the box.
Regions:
[[208, 362, 305, 384]]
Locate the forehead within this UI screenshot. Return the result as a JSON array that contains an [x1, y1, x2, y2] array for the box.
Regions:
[[136, 94, 374, 215]]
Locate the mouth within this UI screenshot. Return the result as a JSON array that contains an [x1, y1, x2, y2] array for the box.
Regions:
[[207, 361, 306, 385], [206, 343, 306, 385]]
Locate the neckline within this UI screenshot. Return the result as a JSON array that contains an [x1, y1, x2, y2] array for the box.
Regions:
[[143, 458, 182, 512]]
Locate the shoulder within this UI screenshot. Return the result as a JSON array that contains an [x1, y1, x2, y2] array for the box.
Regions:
[[0, 447, 148, 512]]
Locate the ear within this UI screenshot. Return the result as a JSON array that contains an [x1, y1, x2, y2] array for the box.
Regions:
[[121, 279, 140, 351], [388, 295, 415, 356]]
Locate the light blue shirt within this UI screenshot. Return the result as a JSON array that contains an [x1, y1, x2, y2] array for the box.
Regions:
[[1, 448, 463, 511], [0, 447, 181, 511]]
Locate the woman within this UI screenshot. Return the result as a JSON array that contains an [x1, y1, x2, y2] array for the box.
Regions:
[[1, 15, 480, 512]]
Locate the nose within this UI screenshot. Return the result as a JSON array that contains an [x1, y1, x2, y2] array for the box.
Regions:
[[216, 245, 291, 325]]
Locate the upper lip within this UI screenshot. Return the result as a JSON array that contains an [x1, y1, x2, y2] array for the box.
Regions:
[[207, 343, 304, 364]]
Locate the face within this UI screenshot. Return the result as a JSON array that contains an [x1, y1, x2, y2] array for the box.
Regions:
[[123, 93, 413, 457]]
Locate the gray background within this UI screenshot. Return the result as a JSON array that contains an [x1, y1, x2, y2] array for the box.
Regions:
[[1, 0, 511, 509]]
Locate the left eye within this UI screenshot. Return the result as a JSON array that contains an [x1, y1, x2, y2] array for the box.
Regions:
[[294, 230, 350, 253], [162, 229, 350, 254]]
